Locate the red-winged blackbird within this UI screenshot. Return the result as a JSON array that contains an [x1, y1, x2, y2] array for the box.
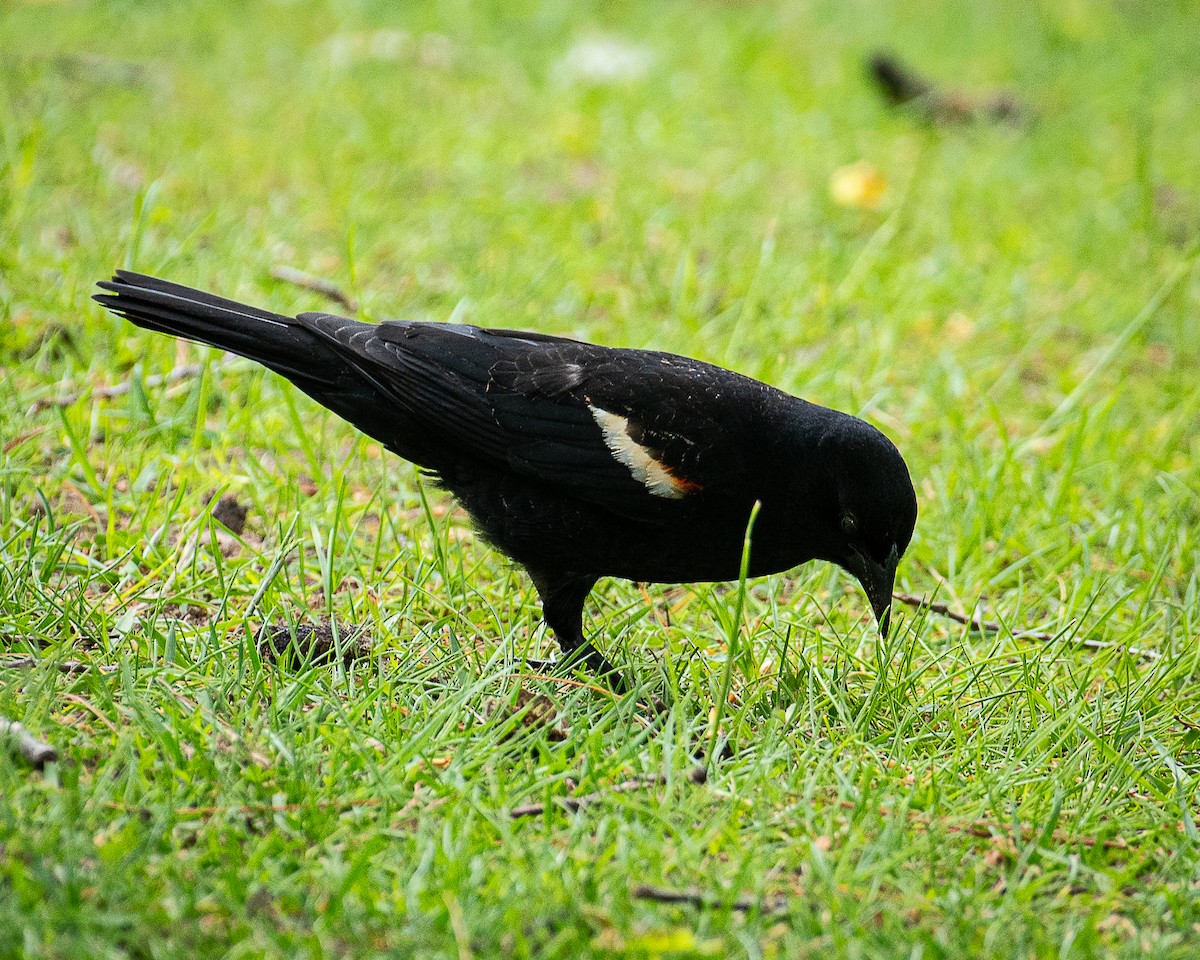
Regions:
[[95, 272, 917, 687]]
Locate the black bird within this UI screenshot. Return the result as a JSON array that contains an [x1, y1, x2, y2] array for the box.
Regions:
[[95, 272, 917, 686]]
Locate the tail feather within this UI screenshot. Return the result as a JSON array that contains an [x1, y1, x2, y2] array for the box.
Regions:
[[94, 270, 488, 469], [93, 270, 346, 389]]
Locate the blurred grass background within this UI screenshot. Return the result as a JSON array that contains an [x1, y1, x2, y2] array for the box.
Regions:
[[2, 0, 1200, 957]]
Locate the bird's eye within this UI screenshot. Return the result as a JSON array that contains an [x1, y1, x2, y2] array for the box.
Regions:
[[841, 514, 858, 536]]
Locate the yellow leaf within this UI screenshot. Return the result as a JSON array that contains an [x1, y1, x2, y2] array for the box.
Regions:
[[829, 161, 887, 210]]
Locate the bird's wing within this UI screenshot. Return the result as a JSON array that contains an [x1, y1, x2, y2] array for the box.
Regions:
[[296, 315, 753, 516], [489, 342, 753, 505]]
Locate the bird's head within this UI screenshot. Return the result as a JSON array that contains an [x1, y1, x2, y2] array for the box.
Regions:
[[810, 414, 917, 638]]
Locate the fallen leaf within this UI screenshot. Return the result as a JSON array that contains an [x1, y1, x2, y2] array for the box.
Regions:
[[830, 161, 887, 210]]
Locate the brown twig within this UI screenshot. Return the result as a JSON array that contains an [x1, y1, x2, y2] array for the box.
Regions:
[[633, 884, 788, 915], [0, 716, 58, 769], [29, 361, 229, 414], [892, 593, 1159, 661], [511, 766, 707, 818], [270, 265, 358, 312], [1, 657, 117, 675], [3, 428, 47, 454]]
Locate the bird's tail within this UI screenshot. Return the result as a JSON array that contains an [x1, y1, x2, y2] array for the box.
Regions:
[[93, 270, 347, 392]]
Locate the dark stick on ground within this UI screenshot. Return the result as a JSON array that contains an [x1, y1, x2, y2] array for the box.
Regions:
[[867, 50, 1024, 124], [511, 766, 707, 818], [892, 593, 1158, 660], [633, 884, 788, 915], [1, 716, 58, 769], [270, 265, 359, 312]]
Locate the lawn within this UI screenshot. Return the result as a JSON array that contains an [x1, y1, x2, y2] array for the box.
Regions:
[[2, 0, 1199, 956]]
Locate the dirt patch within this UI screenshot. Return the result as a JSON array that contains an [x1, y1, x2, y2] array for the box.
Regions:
[[257, 620, 371, 667]]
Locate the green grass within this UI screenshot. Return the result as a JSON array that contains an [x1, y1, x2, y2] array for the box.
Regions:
[[2, 0, 1200, 956]]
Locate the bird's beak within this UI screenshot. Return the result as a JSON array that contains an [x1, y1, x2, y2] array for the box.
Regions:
[[846, 545, 899, 639]]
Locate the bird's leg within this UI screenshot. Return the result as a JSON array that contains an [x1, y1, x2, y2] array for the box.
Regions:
[[525, 571, 628, 692]]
